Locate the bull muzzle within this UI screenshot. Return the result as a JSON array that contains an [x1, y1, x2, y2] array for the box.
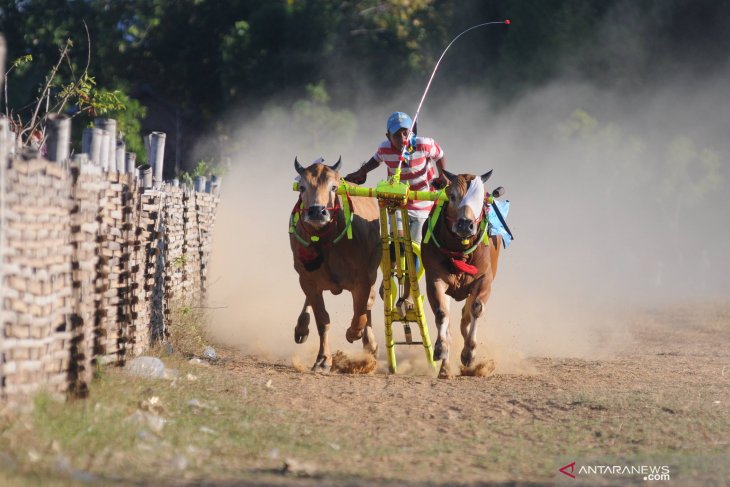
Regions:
[[304, 205, 331, 225], [454, 218, 476, 238]]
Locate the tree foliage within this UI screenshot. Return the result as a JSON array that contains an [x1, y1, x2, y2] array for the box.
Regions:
[[1, 0, 728, 169]]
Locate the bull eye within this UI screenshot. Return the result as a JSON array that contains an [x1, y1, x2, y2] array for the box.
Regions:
[[331, 184, 338, 192], [298, 184, 305, 193]]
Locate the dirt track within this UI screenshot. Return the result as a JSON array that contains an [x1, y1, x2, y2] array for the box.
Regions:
[[207, 302, 729, 486], [1, 302, 727, 487]]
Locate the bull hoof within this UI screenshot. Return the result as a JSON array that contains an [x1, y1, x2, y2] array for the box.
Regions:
[[294, 313, 310, 344], [294, 328, 309, 344], [433, 340, 448, 361], [438, 362, 453, 380], [345, 326, 363, 343], [311, 356, 330, 373], [461, 348, 476, 367]]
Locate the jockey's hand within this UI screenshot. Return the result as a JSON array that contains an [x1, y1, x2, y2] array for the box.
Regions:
[[431, 176, 447, 190], [344, 169, 366, 185]]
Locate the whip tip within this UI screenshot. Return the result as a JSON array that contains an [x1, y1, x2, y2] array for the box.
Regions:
[[504, 19, 511, 25]]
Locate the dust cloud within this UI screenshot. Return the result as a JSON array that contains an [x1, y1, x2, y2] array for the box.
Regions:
[[205, 58, 729, 375]]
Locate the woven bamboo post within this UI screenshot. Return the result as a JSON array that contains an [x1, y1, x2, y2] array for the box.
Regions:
[[1, 35, 9, 386], [0, 35, 5, 125], [81, 127, 92, 163], [210, 175, 222, 196], [138, 164, 153, 188], [194, 175, 206, 192], [82, 127, 103, 167], [0, 95, 226, 401], [0, 116, 7, 400], [125, 152, 136, 175], [7, 129, 15, 158], [45, 114, 71, 163], [95, 118, 117, 169], [99, 130, 110, 171], [145, 132, 166, 187], [115, 140, 126, 172], [0, 117, 7, 166], [0, 116, 7, 388]]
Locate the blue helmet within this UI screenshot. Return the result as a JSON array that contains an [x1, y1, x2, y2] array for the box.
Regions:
[[386, 111, 413, 134]]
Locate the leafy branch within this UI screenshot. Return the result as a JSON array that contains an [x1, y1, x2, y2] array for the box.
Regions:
[[3, 54, 32, 117], [21, 38, 73, 143], [7, 24, 125, 149]]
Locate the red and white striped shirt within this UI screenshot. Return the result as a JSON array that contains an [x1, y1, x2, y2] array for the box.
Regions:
[[373, 136, 444, 217]]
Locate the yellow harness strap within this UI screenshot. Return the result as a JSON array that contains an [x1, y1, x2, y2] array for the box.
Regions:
[[424, 190, 446, 244], [341, 190, 353, 240]]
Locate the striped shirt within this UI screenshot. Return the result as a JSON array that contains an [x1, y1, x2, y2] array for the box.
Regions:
[[373, 136, 444, 216]]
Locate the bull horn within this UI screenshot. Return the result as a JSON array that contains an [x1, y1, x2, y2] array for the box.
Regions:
[[294, 156, 305, 175], [481, 170, 493, 183], [442, 169, 457, 182], [329, 156, 342, 172]]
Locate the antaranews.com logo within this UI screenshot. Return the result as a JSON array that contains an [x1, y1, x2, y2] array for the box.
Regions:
[[560, 461, 671, 481]]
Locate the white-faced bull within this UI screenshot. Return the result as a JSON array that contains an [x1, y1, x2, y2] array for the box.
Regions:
[[421, 170, 502, 378], [290, 157, 381, 371]]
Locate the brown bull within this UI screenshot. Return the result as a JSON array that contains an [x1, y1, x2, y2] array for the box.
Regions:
[[421, 170, 502, 379], [290, 158, 381, 371]]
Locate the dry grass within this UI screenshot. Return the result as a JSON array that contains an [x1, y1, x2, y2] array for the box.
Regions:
[[165, 303, 213, 358]]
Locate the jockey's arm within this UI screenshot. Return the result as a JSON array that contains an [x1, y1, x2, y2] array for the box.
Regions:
[[344, 157, 380, 184], [430, 155, 448, 189], [434, 155, 447, 178]]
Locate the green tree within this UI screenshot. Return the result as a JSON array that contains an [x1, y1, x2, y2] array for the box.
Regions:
[[98, 90, 148, 164], [3, 0, 729, 170], [1, 1, 146, 153]]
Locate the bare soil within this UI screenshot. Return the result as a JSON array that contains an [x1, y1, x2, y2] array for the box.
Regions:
[[1, 302, 728, 486]]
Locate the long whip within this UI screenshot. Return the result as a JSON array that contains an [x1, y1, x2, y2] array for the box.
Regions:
[[397, 19, 510, 173]]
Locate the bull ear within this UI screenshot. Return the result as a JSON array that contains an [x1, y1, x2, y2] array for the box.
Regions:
[[329, 156, 342, 173], [294, 157, 305, 175], [442, 169, 457, 182], [481, 170, 493, 184]]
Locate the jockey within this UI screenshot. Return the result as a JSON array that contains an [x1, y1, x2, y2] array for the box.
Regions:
[[344, 111, 447, 244]]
